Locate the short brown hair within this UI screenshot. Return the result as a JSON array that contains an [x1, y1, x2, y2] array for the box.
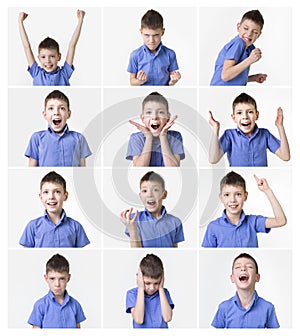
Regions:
[[46, 254, 69, 274], [141, 9, 164, 29], [40, 171, 67, 193], [142, 91, 169, 112], [140, 171, 165, 190], [220, 171, 246, 193], [140, 254, 164, 279], [241, 10, 264, 29], [44, 90, 70, 110], [38, 37, 60, 54], [232, 252, 259, 274]]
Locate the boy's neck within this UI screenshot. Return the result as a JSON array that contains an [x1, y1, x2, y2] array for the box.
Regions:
[[53, 291, 66, 305], [236, 288, 255, 309], [46, 210, 63, 224], [149, 205, 163, 219], [225, 211, 242, 225]]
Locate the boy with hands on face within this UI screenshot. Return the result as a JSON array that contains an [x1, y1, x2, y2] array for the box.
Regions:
[[126, 254, 174, 328], [126, 92, 185, 167]]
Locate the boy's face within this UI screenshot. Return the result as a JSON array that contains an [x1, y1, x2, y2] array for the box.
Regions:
[[43, 98, 71, 135], [139, 180, 167, 218], [237, 19, 262, 48], [231, 102, 259, 137], [44, 270, 70, 298], [38, 48, 61, 73], [141, 101, 170, 137], [230, 257, 260, 290], [143, 275, 161, 296], [140, 27, 165, 53], [39, 182, 68, 216], [219, 184, 248, 218]]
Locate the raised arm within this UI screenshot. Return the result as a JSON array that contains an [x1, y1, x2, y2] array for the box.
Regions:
[[65, 10, 85, 67], [158, 272, 173, 323], [130, 71, 148, 86], [274, 107, 290, 161], [131, 268, 145, 324], [18, 12, 35, 67], [159, 115, 180, 166], [208, 111, 224, 164], [120, 208, 142, 247], [253, 175, 287, 228]]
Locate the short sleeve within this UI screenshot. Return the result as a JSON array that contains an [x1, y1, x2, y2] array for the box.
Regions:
[[211, 303, 226, 328]]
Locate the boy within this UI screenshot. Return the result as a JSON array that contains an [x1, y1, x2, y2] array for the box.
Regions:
[[126, 92, 185, 167], [209, 92, 290, 166], [25, 89, 92, 166], [28, 254, 86, 328], [126, 254, 174, 328], [19, 171, 90, 248], [127, 9, 181, 86], [120, 171, 184, 247], [18, 10, 85, 85], [201, 171, 286, 248], [210, 9, 267, 86], [212, 253, 280, 328]]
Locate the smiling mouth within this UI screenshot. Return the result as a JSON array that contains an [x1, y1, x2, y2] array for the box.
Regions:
[[239, 274, 249, 282], [241, 122, 251, 127], [151, 124, 160, 130], [147, 200, 156, 206]]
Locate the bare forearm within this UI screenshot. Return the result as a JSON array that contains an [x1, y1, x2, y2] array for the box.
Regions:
[[275, 126, 290, 161], [128, 229, 142, 248], [132, 288, 145, 324], [209, 133, 223, 164], [222, 58, 252, 82], [265, 189, 287, 227], [133, 136, 153, 166], [159, 288, 172, 322], [160, 135, 180, 166]]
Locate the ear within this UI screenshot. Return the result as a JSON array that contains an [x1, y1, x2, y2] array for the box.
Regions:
[[231, 113, 237, 123], [67, 109, 72, 119], [230, 274, 235, 283], [237, 22, 241, 32], [42, 110, 47, 120], [255, 273, 260, 283], [64, 191, 69, 202], [161, 28, 165, 36], [162, 190, 168, 200], [58, 53, 62, 61], [255, 110, 259, 120], [244, 191, 248, 202], [44, 274, 48, 282], [67, 274, 71, 283]]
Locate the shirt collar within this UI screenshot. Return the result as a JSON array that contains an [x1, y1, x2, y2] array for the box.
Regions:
[[222, 209, 246, 226], [48, 289, 70, 306], [47, 124, 69, 136], [236, 124, 259, 139], [143, 42, 163, 56], [44, 209, 66, 225], [234, 290, 258, 310], [144, 205, 167, 219]]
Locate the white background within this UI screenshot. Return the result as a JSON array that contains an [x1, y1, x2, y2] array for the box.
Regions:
[[3, 1, 299, 336]]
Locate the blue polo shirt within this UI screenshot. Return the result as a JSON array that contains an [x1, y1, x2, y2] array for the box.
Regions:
[[219, 125, 280, 167], [28, 290, 86, 328], [210, 35, 255, 86], [201, 210, 269, 248], [28, 61, 74, 86], [127, 43, 179, 85], [126, 287, 174, 328], [25, 124, 92, 166], [126, 130, 185, 166], [212, 291, 280, 328], [19, 210, 90, 247], [125, 206, 184, 247]]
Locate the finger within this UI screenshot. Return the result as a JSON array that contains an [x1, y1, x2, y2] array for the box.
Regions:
[[253, 174, 259, 183], [132, 210, 139, 222]]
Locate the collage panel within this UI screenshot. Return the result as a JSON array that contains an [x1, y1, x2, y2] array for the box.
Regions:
[[103, 249, 198, 328], [199, 168, 292, 249], [198, 7, 292, 86], [101, 167, 199, 248], [198, 86, 292, 168], [98, 87, 199, 168], [8, 168, 102, 249], [198, 249, 292, 328], [103, 7, 198, 87], [8, 249, 102, 328], [8, 87, 101, 168], [8, 7, 102, 86]]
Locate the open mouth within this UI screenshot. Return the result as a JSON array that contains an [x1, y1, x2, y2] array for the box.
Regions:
[[239, 274, 249, 282], [151, 123, 160, 130], [147, 200, 156, 206], [241, 122, 251, 127], [53, 119, 62, 126]]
